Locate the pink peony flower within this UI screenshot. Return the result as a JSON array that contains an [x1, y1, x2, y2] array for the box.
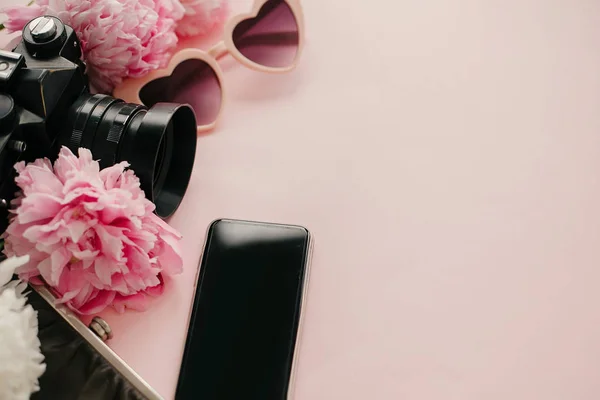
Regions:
[[2, 147, 184, 315], [1, 0, 185, 93], [1, 3, 48, 33], [176, 0, 228, 38]]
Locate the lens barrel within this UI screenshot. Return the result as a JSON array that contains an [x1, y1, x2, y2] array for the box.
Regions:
[[59, 94, 197, 218]]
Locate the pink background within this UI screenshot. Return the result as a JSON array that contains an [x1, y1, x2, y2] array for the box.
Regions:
[[4, 0, 600, 399]]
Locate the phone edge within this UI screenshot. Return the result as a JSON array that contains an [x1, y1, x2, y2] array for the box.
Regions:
[[286, 228, 314, 400]]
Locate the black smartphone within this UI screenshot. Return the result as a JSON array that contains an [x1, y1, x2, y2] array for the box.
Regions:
[[175, 219, 312, 400]]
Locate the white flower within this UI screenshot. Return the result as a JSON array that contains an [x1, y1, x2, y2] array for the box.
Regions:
[[0, 255, 45, 400]]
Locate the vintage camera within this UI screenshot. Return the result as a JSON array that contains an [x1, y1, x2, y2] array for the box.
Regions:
[[0, 16, 197, 233]]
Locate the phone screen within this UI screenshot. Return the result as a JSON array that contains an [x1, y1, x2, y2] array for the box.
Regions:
[[175, 219, 311, 400]]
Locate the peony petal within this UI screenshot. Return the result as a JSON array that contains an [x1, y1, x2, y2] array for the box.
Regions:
[[55, 263, 92, 307], [66, 220, 90, 243], [36, 257, 54, 286], [126, 228, 157, 253], [97, 202, 128, 225], [112, 292, 150, 313], [94, 225, 124, 261], [154, 231, 183, 275], [147, 213, 182, 238], [18, 163, 64, 195], [124, 245, 153, 275], [109, 273, 130, 295], [23, 221, 64, 247], [144, 274, 164, 297], [49, 247, 71, 285], [99, 161, 129, 189], [17, 193, 63, 224], [35, 241, 63, 256], [62, 174, 103, 195], [71, 284, 95, 308], [55, 288, 81, 304], [62, 188, 101, 206], [121, 272, 146, 292], [76, 147, 94, 166], [85, 272, 106, 290], [71, 249, 99, 260], [140, 272, 161, 289], [29, 277, 44, 286], [176, 0, 228, 38], [93, 256, 113, 286], [0, 4, 47, 32], [76, 290, 116, 315], [53, 146, 81, 183]]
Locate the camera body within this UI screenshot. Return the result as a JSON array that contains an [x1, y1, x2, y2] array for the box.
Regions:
[[0, 17, 86, 230], [0, 16, 197, 234]]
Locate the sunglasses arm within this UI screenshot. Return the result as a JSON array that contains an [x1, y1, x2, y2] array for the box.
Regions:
[[208, 42, 229, 60]]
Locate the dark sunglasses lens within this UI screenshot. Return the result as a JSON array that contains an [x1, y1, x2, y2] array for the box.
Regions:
[[139, 59, 222, 127], [232, 0, 299, 68]]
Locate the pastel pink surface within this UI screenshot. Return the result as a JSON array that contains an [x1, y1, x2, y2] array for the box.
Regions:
[[4, 0, 600, 399]]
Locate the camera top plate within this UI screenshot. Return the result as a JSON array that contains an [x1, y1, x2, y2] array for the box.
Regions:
[[0, 50, 25, 91]]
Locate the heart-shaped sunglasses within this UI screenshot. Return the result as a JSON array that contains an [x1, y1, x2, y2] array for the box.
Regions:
[[113, 0, 304, 133]]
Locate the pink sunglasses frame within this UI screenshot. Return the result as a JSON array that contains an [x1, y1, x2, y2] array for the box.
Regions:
[[113, 0, 305, 133]]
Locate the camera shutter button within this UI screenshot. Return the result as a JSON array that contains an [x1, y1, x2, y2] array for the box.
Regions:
[[0, 94, 15, 130], [30, 17, 57, 42], [23, 16, 66, 58]]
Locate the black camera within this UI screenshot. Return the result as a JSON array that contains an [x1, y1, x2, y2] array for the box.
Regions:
[[0, 16, 197, 233]]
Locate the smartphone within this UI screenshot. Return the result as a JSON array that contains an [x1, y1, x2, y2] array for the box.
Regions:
[[175, 219, 312, 400]]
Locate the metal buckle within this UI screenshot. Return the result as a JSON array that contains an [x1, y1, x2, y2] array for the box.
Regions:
[[89, 316, 113, 342]]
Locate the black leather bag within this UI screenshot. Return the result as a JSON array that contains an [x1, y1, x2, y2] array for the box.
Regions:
[[27, 286, 163, 400]]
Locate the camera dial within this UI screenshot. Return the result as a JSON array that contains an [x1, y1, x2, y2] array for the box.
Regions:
[[30, 17, 58, 43], [23, 16, 67, 58], [0, 94, 15, 131]]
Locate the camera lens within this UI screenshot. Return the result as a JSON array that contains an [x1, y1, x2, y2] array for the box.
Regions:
[[58, 94, 197, 218]]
